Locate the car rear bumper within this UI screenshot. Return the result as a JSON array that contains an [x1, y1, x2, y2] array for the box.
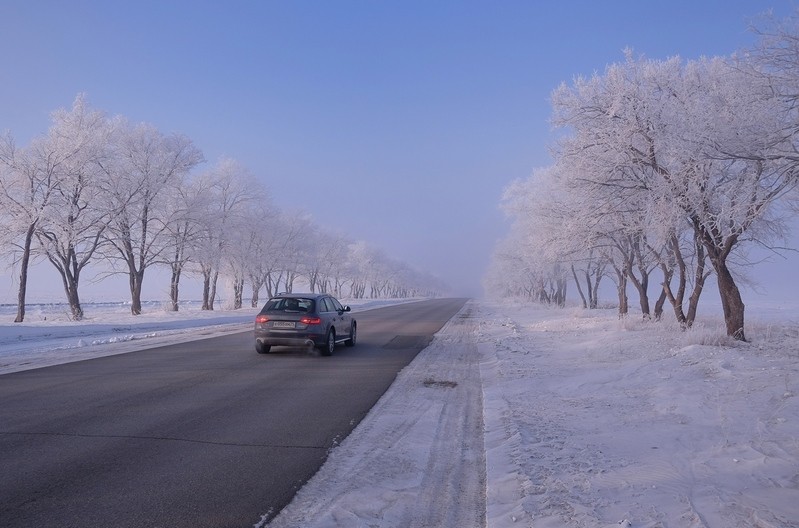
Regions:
[[255, 334, 323, 348]]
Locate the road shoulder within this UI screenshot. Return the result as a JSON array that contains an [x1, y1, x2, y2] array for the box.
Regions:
[[264, 300, 485, 528]]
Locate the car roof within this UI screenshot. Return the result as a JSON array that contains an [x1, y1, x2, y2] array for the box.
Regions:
[[272, 293, 327, 299]]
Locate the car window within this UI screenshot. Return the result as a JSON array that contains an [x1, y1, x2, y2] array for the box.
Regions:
[[265, 298, 313, 312], [263, 299, 281, 311], [294, 299, 313, 312], [331, 298, 344, 312], [319, 298, 333, 312]]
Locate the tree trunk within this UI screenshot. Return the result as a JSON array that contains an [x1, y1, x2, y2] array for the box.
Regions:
[[653, 285, 668, 321], [14, 224, 37, 323], [48, 249, 84, 321], [250, 278, 262, 308], [272, 271, 284, 296], [631, 273, 650, 318], [684, 239, 709, 329], [308, 270, 318, 293], [208, 270, 219, 311], [169, 264, 182, 312], [15, 263, 28, 323], [556, 277, 567, 308], [590, 267, 602, 309], [694, 215, 745, 340], [537, 277, 550, 304], [264, 272, 275, 299], [661, 262, 687, 326], [67, 284, 83, 320], [626, 260, 651, 319], [659, 232, 693, 327], [233, 277, 244, 309], [56, 267, 84, 321], [571, 264, 588, 309], [613, 266, 628, 317], [129, 269, 144, 316], [202, 266, 212, 310], [713, 260, 746, 341]]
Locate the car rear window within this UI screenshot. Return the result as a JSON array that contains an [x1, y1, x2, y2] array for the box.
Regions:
[[264, 298, 314, 312]]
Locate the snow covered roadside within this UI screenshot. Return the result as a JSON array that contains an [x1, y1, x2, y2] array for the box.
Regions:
[[477, 301, 799, 528]]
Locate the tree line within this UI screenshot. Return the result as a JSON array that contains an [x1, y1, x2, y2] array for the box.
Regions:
[[484, 11, 799, 341], [0, 95, 447, 322]]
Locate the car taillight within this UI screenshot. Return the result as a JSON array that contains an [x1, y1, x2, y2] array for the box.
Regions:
[[300, 316, 321, 325], [255, 315, 270, 324]]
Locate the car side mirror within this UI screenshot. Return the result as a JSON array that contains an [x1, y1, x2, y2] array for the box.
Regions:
[[344, 306, 351, 312]]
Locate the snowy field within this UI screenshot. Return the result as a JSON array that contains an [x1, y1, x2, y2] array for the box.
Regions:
[[2, 298, 798, 527], [474, 300, 799, 528]]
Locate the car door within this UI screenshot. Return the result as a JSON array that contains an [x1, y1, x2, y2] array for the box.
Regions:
[[317, 297, 333, 335], [329, 296, 351, 338]]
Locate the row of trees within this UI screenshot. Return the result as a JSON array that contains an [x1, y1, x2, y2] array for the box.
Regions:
[[485, 11, 799, 341], [0, 96, 447, 321]]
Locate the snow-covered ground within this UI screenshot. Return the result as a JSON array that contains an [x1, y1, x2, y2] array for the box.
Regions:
[[2, 298, 798, 527]]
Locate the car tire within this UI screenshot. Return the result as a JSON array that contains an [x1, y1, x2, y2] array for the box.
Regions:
[[345, 323, 356, 347], [320, 329, 335, 356], [255, 341, 271, 354]]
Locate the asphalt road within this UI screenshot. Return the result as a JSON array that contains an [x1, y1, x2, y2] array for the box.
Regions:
[[0, 297, 468, 528]]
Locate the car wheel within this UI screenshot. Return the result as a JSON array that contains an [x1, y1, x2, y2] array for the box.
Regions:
[[255, 341, 271, 354], [345, 323, 356, 347], [320, 329, 335, 356]]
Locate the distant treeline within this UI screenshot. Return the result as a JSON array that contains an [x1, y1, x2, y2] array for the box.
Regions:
[[0, 96, 447, 321]]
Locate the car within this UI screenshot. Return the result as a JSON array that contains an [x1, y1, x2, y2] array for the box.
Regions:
[[254, 293, 356, 356]]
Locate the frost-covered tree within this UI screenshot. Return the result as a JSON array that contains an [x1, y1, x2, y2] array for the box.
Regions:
[[277, 212, 316, 294], [344, 239, 445, 299], [569, 56, 708, 325], [161, 176, 210, 311], [223, 216, 252, 309], [313, 232, 352, 297], [34, 95, 112, 320], [747, 9, 799, 112], [0, 132, 60, 322], [549, 55, 684, 318], [654, 57, 796, 339], [498, 168, 578, 306], [100, 120, 204, 315], [308, 232, 333, 294], [248, 211, 303, 299], [347, 241, 381, 299], [742, 10, 799, 235], [192, 158, 263, 310], [221, 193, 275, 310], [239, 203, 279, 308], [550, 51, 798, 339]]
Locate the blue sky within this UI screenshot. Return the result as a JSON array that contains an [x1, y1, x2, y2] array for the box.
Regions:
[[1, 0, 796, 300]]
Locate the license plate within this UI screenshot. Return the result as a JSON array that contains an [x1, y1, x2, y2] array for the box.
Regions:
[[272, 321, 295, 328]]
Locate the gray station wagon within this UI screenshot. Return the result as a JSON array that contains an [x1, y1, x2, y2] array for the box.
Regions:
[[254, 293, 356, 356]]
